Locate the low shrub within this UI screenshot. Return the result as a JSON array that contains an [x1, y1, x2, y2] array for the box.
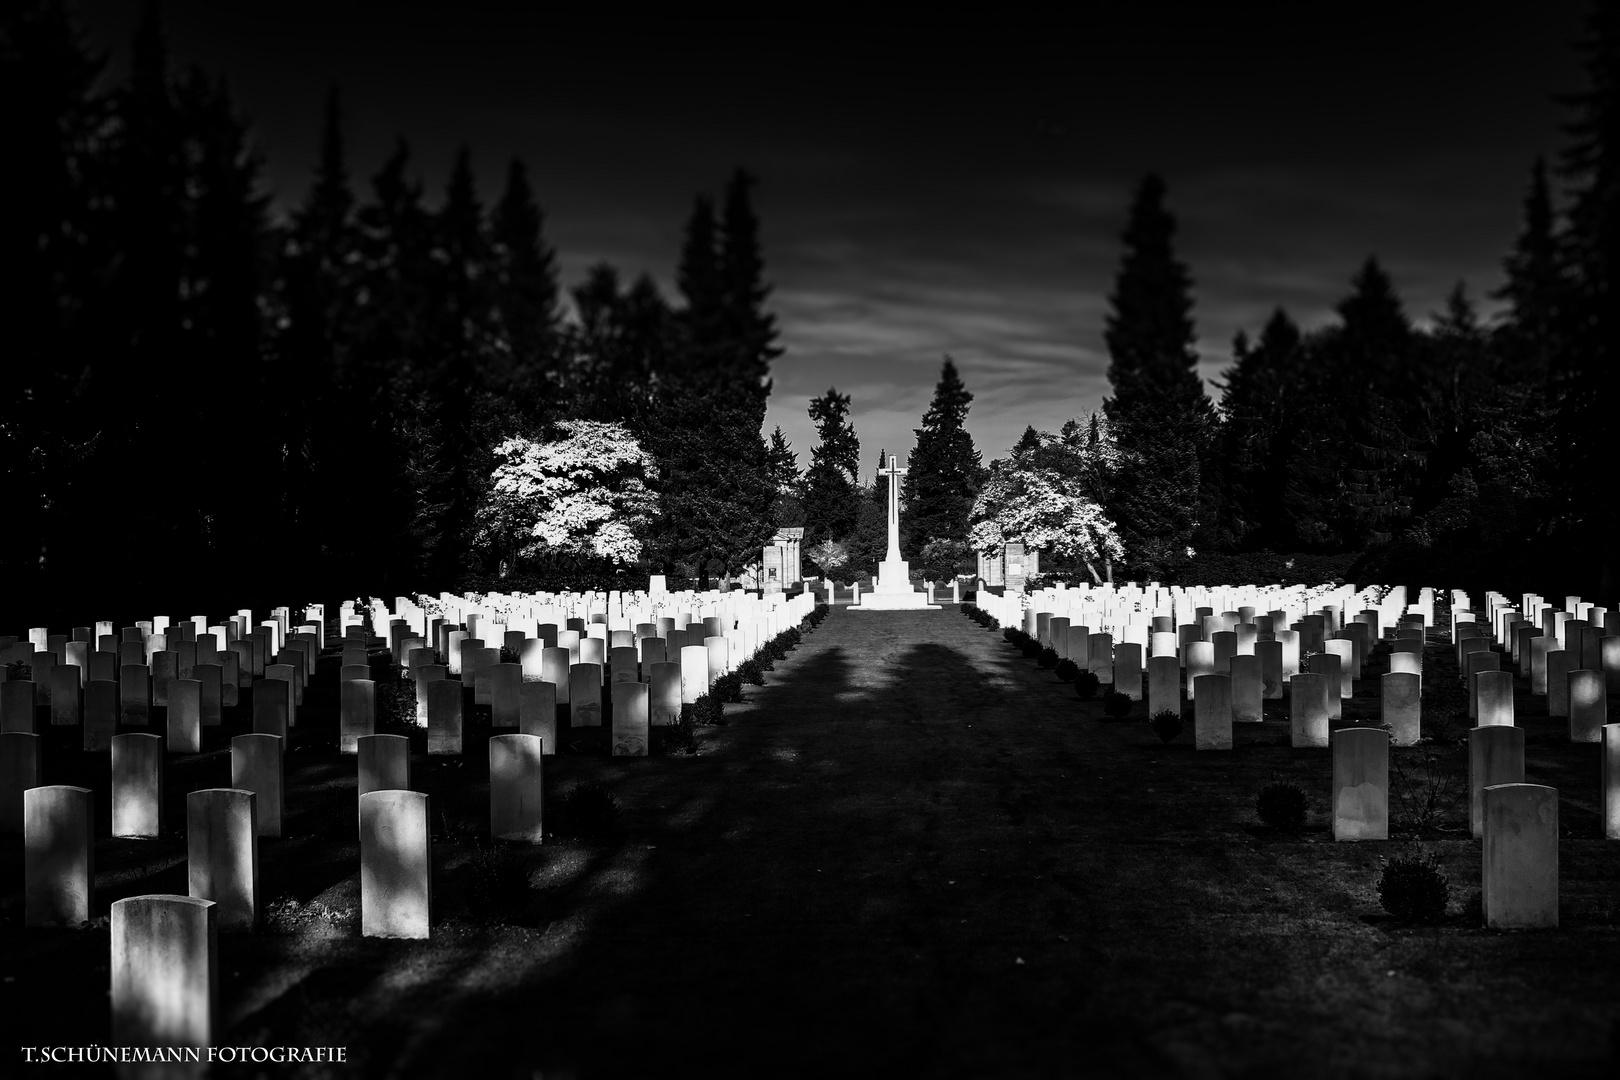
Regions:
[[686, 694, 725, 726], [737, 657, 765, 686], [1054, 658, 1079, 682], [1257, 781, 1308, 833], [376, 678, 419, 728], [1019, 638, 1043, 659], [550, 782, 622, 841], [1377, 852, 1450, 922], [1074, 671, 1101, 700], [1150, 709, 1184, 742], [499, 644, 520, 664], [1037, 646, 1059, 669], [710, 672, 743, 703], [5, 661, 32, 682], [1103, 690, 1133, 719], [463, 841, 531, 923], [782, 626, 802, 648], [1003, 627, 1019, 644], [657, 714, 699, 755]]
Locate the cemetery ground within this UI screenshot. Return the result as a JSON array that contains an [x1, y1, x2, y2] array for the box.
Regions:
[[3, 605, 1620, 1077]]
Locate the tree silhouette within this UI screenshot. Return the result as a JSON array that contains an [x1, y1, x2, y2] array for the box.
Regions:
[[901, 357, 982, 563], [1101, 174, 1213, 573], [803, 388, 862, 547]]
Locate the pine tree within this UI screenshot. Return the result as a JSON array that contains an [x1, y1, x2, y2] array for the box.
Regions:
[[566, 264, 670, 424], [1554, 0, 1620, 597], [674, 194, 726, 387], [351, 138, 438, 587], [766, 426, 804, 528], [1332, 257, 1427, 544], [639, 380, 777, 588], [718, 167, 780, 416], [901, 357, 982, 559], [426, 145, 498, 581], [103, 0, 188, 567], [272, 85, 359, 593], [0, 0, 108, 615], [175, 67, 271, 591], [1100, 174, 1214, 572], [803, 388, 862, 546], [490, 157, 561, 420], [644, 175, 781, 585], [1492, 157, 1565, 383]]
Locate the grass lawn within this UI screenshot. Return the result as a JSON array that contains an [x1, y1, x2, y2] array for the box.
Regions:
[[2, 603, 1618, 1077]]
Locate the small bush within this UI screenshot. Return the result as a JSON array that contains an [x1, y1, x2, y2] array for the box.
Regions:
[[1019, 638, 1043, 659], [1054, 658, 1079, 683], [986, 616, 1000, 631], [5, 660, 33, 682], [1074, 671, 1101, 700], [1037, 646, 1059, 669], [657, 714, 699, 755], [1150, 709, 1184, 742], [550, 782, 622, 842], [1257, 781, 1308, 833], [1378, 852, 1450, 923], [686, 694, 725, 726], [499, 644, 520, 664], [782, 626, 802, 648], [463, 841, 531, 923], [710, 672, 743, 703], [376, 678, 419, 728], [738, 657, 765, 686], [1003, 627, 1018, 644], [1103, 690, 1133, 719]]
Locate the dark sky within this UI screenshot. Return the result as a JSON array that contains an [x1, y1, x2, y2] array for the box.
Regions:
[[77, 1, 1593, 469]]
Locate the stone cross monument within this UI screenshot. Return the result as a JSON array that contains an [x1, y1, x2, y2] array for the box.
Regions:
[[879, 455, 905, 565], [852, 454, 937, 611]]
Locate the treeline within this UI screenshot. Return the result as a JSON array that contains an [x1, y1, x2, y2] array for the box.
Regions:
[[1094, 5, 1618, 600], [2, 1, 784, 623]]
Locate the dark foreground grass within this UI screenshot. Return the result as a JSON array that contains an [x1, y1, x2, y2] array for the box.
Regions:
[[2, 608, 1619, 1077]]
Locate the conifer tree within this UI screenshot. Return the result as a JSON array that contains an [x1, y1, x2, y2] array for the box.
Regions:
[[1332, 257, 1426, 544], [803, 388, 862, 547], [105, 0, 188, 558], [901, 357, 982, 561], [350, 139, 440, 586], [490, 157, 562, 420], [1492, 157, 1565, 383], [674, 194, 727, 386], [1554, 0, 1620, 597], [1100, 174, 1213, 572], [719, 167, 780, 416], [274, 85, 358, 591], [175, 67, 271, 587], [0, 0, 107, 614], [766, 426, 804, 527]]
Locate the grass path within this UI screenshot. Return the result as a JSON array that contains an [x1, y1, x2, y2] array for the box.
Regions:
[[3, 605, 1619, 1077]]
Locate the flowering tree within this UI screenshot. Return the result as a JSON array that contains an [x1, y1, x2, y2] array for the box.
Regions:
[[969, 422, 1124, 584], [474, 421, 658, 574]]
